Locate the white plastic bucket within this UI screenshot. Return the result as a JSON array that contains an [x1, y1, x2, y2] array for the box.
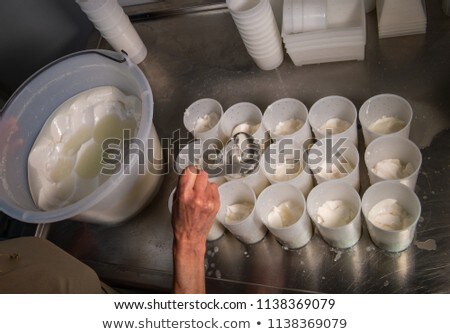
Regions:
[[0, 50, 163, 224]]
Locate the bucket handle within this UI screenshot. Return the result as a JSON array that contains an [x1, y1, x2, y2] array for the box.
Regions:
[[1, 49, 128, 117]]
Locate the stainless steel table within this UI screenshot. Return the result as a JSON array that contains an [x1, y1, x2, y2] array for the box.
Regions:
[[43, 1, 450, 293]]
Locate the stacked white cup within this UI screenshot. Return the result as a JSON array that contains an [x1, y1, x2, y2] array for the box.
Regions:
[[76, 0, 147, 64], [376, 0, 427, 39], [283, 0, 327, 34], [282, 0, 366, 66], [227, 0, 284, 71]]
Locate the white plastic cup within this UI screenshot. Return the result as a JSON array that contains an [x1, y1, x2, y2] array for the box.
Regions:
[[256, 183, 313, 249], [103, 30, 147, 64], [262, 98, 312, 147], [227, 0, 284, 70], [284, 0, 327, 34], [238, 21, 278, 38], [244, 43, 280, 57], [220, 102, 268, 145], [283, 0, 295, 35], [100, 13, 134, 38], [224, 149, 270, 196], [239, 25, 278, 37], [239, 24, 280, 42], [359, 94, 413, 147], [251, 49, 284, 71], [232, 16, 276, 36], [77, 0, 126, 30], [309, 95, 358, 147], [227, 0, 270, 19], [168, 186, 226, 242], [76, 0, 115, 13], [306, 181, 362, 249], [205, 218, 227, 241], [232, 15, 276, 34], [175, 140, 227, 183], [362, 181, 421, 252], [76, 0, 147, 64], [168, 187, 176, 213], [217, 181, 267, 244], [245, 37, 281, 55], [92, 13, 127, 33], [292, 0, 304, 33], [308, 139, 360, 191], [175, 141, 202, 173], [183, 98, 224, 143], [231, 3, 273, 27], [230, 6, 275, 32], [302, 0, 327, 32], [84, 4, 123, 30], [263, 141, 313, 197], [231, 3, 271, 19], [365, 136, 422, 191], [243, 33, 281, 53]]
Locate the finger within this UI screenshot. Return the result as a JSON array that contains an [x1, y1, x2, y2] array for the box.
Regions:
[[204, 185, 213, 210], [209, 183, 220, 214], [204, 183, 218, 214], [177, 165, 198, 193], [193, 169, 208, 192], [204, 185, 217, 223]]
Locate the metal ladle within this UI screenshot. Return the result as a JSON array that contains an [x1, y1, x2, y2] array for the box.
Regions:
[[202, 132, 261, 178]]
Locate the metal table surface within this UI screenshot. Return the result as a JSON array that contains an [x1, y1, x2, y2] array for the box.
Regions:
[[43, 1, 450, 293]]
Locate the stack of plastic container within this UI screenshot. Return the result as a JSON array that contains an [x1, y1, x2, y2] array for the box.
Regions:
[[376, 0, 427, 39], [282, 0, 366, 66], [283, 0, 327, 34], [76, 0, 147, 64], [227, 0, 284, 71]]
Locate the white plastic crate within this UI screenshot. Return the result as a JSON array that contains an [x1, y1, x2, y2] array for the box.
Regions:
[[287, 43, 365, 66], [377, 0, 427, 38], [283, 0, 366, 66]]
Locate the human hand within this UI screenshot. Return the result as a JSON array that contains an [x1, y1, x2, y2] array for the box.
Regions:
[[171, 165, 220, 294], [171, 165, 220, 246]]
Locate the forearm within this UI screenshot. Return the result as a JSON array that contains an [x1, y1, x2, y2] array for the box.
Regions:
[[172, 238, 207, 294]]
